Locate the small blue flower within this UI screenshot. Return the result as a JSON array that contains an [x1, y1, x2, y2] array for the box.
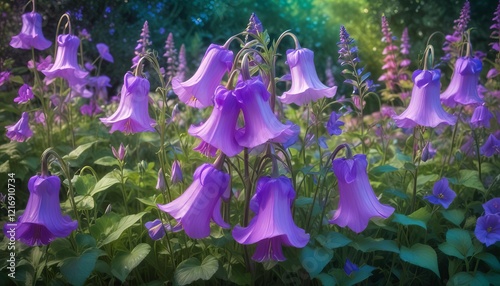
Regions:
[[423, 178, 456, 209], [325, 111, 344, 136]]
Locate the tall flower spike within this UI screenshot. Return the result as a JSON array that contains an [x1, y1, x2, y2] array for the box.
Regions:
[[246, 13, 263, 36], [400, 27, 411, 69], [325, 56, 336, 87], [393, 69, 456, 128], [441, 57, 483, 107], [280, 48, 337, 106], [442, 0, 470, 61], [232, 176, 310, 262], [3, 174, 78, 246], [329, 154, 395, 233], [235, 77, 299, 149], [42, 34, 88, 87], [176, 44, 187, 82], [423, 178, 457, 209], [188, 86, 243, 157], [10, 12, 52, 50], [163, 33, 178, 80], [172, 44, 233, 108], [378, 16, 399, 91], [131, 21, 151, 68], [157, 163, 230, 239], [5, 112, 33, 142], [100, 72, 155, 134]]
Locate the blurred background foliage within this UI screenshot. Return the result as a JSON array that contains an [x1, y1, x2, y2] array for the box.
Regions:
[[1, 0, 498, 95]]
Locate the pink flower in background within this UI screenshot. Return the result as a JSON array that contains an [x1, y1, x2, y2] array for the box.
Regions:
[[10, 12, 51, 50], [5, 112, 33, 142]]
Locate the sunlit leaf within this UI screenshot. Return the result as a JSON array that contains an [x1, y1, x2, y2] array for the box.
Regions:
[[111, 243, 151, 283], [400, 243, 440, 277], [174, 256, 219, 285]]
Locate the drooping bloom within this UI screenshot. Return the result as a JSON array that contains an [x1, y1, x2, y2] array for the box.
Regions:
[[235, 77, 298, 148], [156, 168, 166, 191], [5, 112, 33, 142], [325, 111, 344, 136], [421, 141, 437, 162], [10, 12, 52, 50], [157, 163, 230, 239], [280, 48, 337, 106], [470, 104, 493, 129], [172, 44, 233, 108], [144, 219, 166, 240], [483, 198, 500, 215], [442, 0, 470, 62], [423, 178, 457, 209], [441, 57, 483, 107], [188, 86, 243, 157], [96, 43, 114, 63], [393, 69, 456, 128], [3, 175, 78, 246], [42, 34, 88, 87], [171, 160, 183, 184], [14, 84, 34, 104], [329, 154, 395, 233], [100, 72, 155, 134], [344, 259, 359, 276], [474, 214, 500, 247], [480, 134, 500, 157], [232, 176, 310, 262]]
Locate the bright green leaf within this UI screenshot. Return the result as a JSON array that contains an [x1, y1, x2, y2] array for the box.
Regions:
[[438, 229, 473, 259], [315, 232, 351, 249], [90, 171, 120, 196], [94, 156, 119, 166], [351, 237, 400, 253], [370, 165, 398, 176], [72, 174, 97, 196], [174, 256, 219, 285], [60, 249, 101, 286], [90, 212, 146, 247], [111, 243, 151, 283], [392, 213, 427, 229], [63, 141, 97, 162], [74, 195, 95, 210], [408, 206, 432, 223], [441, 209, 465, 226], [400, 243, 440, 277], [300, 245, 333, 278], [458, 170, 486, 192]]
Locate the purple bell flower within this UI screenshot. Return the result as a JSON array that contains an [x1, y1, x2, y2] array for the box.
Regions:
[[157, 163, 230, 239], [188, 86, 243, 157], [235, 77, 298, 149], [96, 43, 114, 63], [393, 69, 456, 128], [10, 12, 51, 50], [3, 175, 78, 246], [100, 72, 155, 134], [5, 112, 33, 142], [474, 214, 500, 247], [42, 34, 88, 87], [156, 168, 166, 191], [421, 141, 437, 162], [441, 57, 483, 107], [280, 48, 337, 106], [144, 219, 167, 240], [329, 154, 395, 233], [14, 84, 34, 104], [470, 104, 493, 129], [423, 178, 457, 209], [232, 176, 310, 262], [480, 134, 500, 157], [483, 198, 500, 215], [325, 111, 344, 136], [171, 160, 183, 184], [172, 44, 233, 109]]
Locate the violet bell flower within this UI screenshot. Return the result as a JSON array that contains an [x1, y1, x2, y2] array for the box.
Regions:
[[470, 104, 493, 129], [14, 84, 34, 104], [3, 174, 78, 246], [423, 178, 457, 209], [157, 163, 230, 239], [235, 77, 299, 149], [96, 43, 114, 63], [329, 154, 395, 233], [483, 198, 500, 215], [10, 12, 52, 50], [232, 176, 310, 262], [480, 133, 500, 157], [5, 111, 33, 142], [393, 69, 456, 128], [42, 34, 88, 87], [100, 72, 155, 134], [325, 111, 344, 136], [188, 85, 243, 157], [440, 57, 483, 107], [280, 48, 337, 106], [171, 160, 183, 184], [172, 44, 233, 108]]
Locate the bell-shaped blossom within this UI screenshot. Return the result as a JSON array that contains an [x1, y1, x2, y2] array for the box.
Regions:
[[232, 176, 310, 262], [172, 44, 233, 108], [235, 77, 298, 148], [423, 178, 457, 209], [326, 111, 344, 136], [3, 175, 78, 246], [474, 214, 500, 247], [96, 43, 114, 63], [421, 141, 437, 162], [80, 99, 102, 116], [193, 141, 218, 157], [156, 168, 166, 191], [188, 86, 243, 157], [157, 163, 230, 239], [329, 154, 395, 233], [171, 160, 183, 184], [483, 198, 500, 215], [470, 104, 493, 129], [5, 112, 33, 142], [393, 69, 456, 128], [100, 72, 155, 134], [280, 48, 337, 106], [88, 75, 111, 101], [14, 84, 34, 104], [10, 12, 51, 50], [480, 134, 500, 157], [42, 34, 88, 87], [144, 219, 169, 240], [441, 57, 483, 107]]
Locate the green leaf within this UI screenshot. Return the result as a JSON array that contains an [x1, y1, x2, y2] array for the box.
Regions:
[[441, 209, 465, 226], [350, 237, 400, 253], [345, 265, 377, 286], [475, 252, 500, 271], [447, 272, 489, 286], [458, 170, 486, 192], [63, 141, 97, 162], [111, 243, 151, 283], [90, 171, 120, 196], [94, 156, 119, 166], [60, 249, 101, 286], [400, 243, 440, 277], [315, 273, 337, 286], [174, 256, 219, 285], [315, 232, 352, 249], [90, 212, 146, 247], [74, 195, 95, 210], [300, 245, 333, 278], [75, 233, 97, 250], [438, 229, 473, 259], [72, 174, 97, 196], [392, 213, 427, 229], [370, 165, 398, 176]]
